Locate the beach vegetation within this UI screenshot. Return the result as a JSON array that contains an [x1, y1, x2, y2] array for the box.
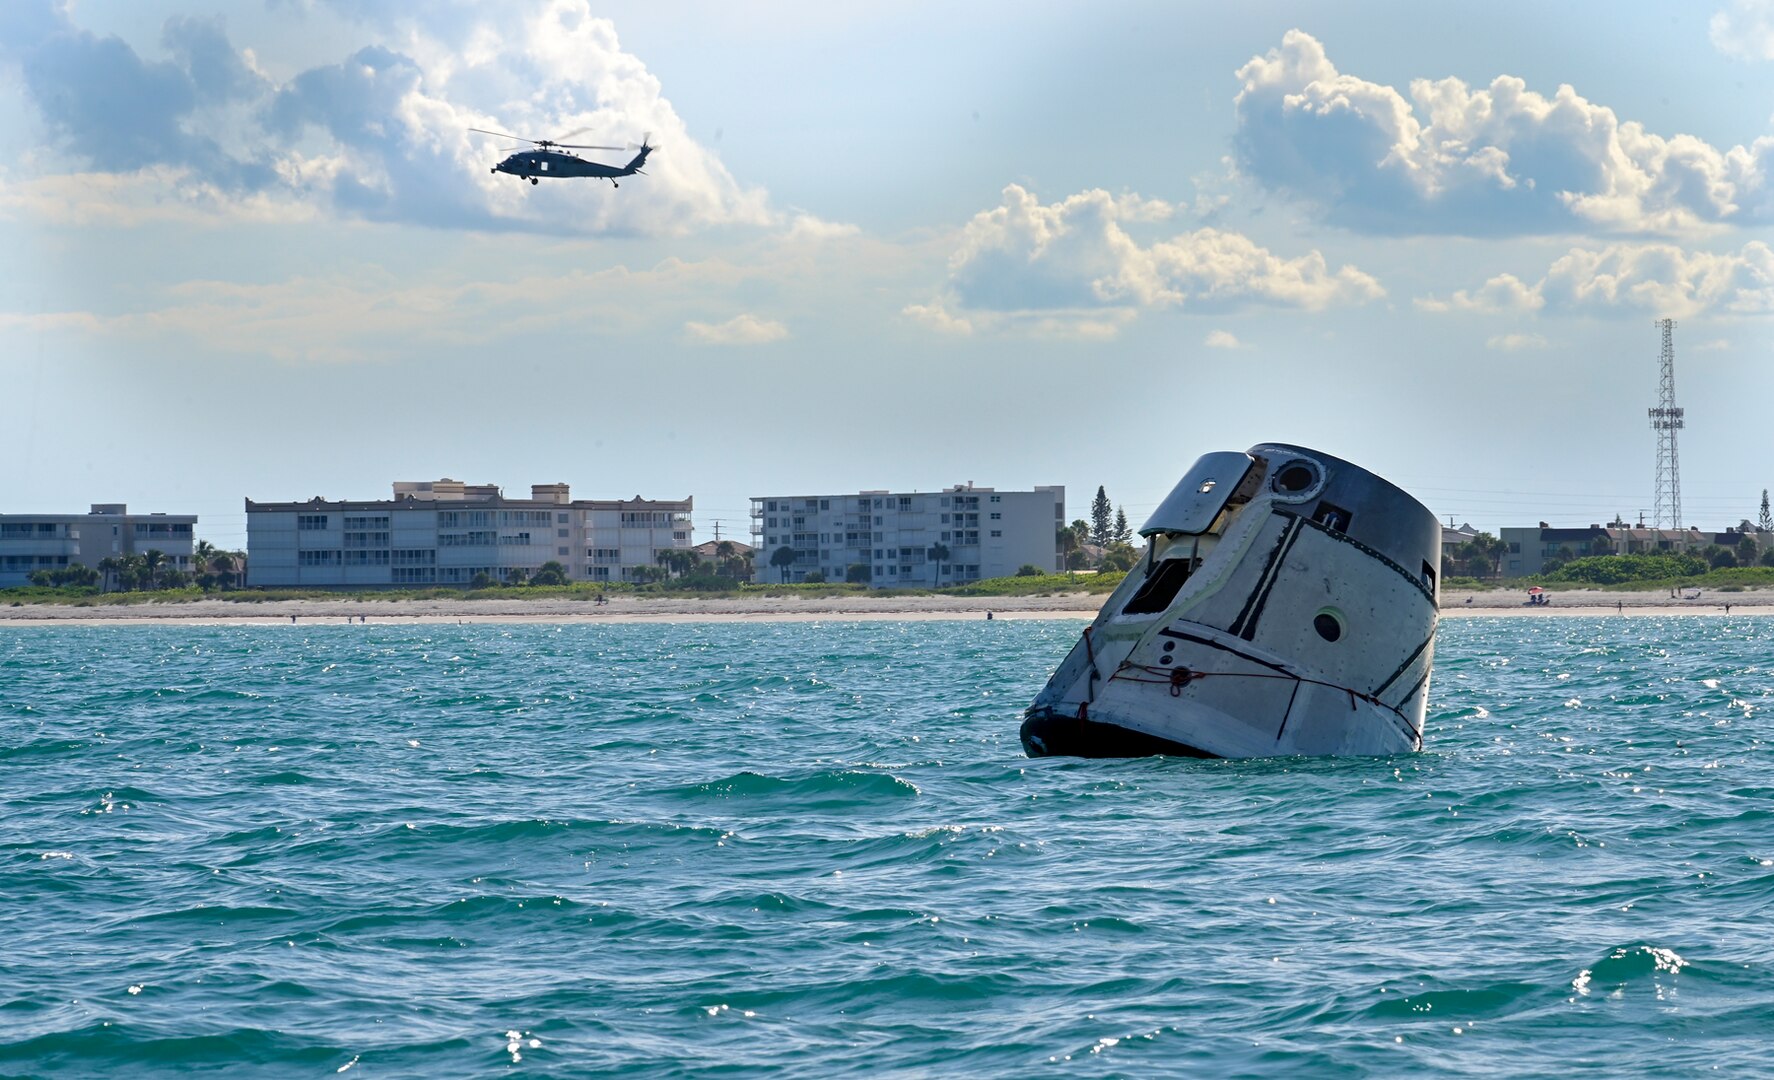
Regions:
[[1015, 564, 1043, 576], [27, 566, 99, 589], [845, 563, 870, 584], [1098, 542, 1140, 574], [530, 561, 570, 586]]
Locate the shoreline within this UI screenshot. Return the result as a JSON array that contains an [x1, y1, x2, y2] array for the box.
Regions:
[[1, 588, 1770, 626]]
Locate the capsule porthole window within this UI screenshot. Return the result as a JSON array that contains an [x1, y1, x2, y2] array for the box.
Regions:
[[1313, 608, 1344, 643], [1271, 459, 1321, 499]]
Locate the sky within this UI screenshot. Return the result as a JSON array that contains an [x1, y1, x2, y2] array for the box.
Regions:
[[3, 0, 1773, 551]]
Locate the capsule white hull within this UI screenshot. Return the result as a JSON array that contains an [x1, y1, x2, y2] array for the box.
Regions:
[[1024, 444, 1438, 760]]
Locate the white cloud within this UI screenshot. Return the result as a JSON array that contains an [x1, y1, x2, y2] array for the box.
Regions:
[[1712, 1, 1774, 60], [1234, 29, 1774, 235], [1486, 332, 1548, 351], [784, 214, 862, 243], [1414, 273, 1544, 314], [908, 184, 1382, 337], [1204, 329, 1245, 348], [902, 302, 972, 336], [1421, 242, 1774, 318], [2, 1, 775, 235], [683, 313, 788, 345], [0, 166, 319, 228]]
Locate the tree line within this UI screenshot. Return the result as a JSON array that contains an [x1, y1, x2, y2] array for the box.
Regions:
[[27, 541, 245, 592]]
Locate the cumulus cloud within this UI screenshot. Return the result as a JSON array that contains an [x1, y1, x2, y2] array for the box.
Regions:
[[906, 184, 1382, 337], [1486, 332, 1548, 351], [1414, 273, 1544, 314], [684, 313, 788, 345], [1, 0, 772, 234], [1204, 329, 1245, 348], [1420, 242, 1774, 317], [1711, 1, 1774, 60], [1234, 29, 1774, 235]]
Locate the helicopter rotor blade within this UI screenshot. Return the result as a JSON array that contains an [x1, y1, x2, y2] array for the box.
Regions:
[[553, 126, 593, 142], [556, 143, 624, 151], [468, 127, 534, 143]]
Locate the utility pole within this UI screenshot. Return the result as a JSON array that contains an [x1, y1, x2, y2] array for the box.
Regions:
[[1647, 318, 1683, 530]]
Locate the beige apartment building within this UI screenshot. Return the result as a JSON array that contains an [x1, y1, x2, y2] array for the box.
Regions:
[[245, 479, 692, 588]]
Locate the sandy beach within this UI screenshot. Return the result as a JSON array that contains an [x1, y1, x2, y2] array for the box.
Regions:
[[1, 587, 1770, 625]]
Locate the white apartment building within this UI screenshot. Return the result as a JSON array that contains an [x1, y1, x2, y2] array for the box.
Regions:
[[245, 480, 692, 588], [0, 504, 197, 588], [749, 484, 1065, 587]]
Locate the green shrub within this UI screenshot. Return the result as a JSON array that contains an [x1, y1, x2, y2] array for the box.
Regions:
[[1542, 553, 1709, 585]]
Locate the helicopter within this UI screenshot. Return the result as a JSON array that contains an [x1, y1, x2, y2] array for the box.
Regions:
[[471, 127, 655, 187]]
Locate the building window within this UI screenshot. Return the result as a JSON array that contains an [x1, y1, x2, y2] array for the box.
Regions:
[[557, 513, 570, 523], [297, 515, 328, 530], [990, 512, 1001, 520], [990, 495, 1000, 503], [558, 547, 569, 556], [297, 550, 340, 566]]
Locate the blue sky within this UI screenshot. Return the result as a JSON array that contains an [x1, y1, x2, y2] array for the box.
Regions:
[[4, 0, 1773, 550]]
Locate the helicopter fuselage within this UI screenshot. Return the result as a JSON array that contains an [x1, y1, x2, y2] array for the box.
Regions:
[[492, 147, 650, 183]]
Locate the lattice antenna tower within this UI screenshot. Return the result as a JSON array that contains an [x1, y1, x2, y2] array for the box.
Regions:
[[1647, 317, 1683, 530]]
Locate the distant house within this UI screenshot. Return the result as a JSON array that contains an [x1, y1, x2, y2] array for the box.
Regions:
[[690, 539, 753, 561], [1440, 522, 1480, 563]]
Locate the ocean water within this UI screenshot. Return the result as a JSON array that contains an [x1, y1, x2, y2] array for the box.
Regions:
[[1, 616, 1771, 1078]]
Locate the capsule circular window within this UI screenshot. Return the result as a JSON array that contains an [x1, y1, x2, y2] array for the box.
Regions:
[[1271, 459, 1321, 499], [1313, 607, 1345, 643]]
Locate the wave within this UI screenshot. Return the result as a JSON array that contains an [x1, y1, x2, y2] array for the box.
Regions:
[[653, 769, 921, 810]]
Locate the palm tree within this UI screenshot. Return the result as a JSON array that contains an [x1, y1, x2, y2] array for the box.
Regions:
[[1057, 527, 1080, 577], [770, 545, 797, 583], [140, 549, 168, 591], [97, 556, 121, 594], [927, 543, 950, 589], [193, 540, 215, 575]]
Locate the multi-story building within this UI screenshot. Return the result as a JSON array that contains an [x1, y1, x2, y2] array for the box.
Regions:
[[749, 483, 1065, 586], [0, 504, 197, 588], [1499, 522, 1762, 577], [245, 480, 692, 588]]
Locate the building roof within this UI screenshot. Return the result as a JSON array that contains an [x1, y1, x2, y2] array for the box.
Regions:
[[691, 539, 753, 556]]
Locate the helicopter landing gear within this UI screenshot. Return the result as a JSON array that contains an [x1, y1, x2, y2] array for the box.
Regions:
[[613, 181, 619, 188], [530, 177, 538, 185]]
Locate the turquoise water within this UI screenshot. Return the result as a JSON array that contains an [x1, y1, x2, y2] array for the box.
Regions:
[[1, 617, 1771, 1077]]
